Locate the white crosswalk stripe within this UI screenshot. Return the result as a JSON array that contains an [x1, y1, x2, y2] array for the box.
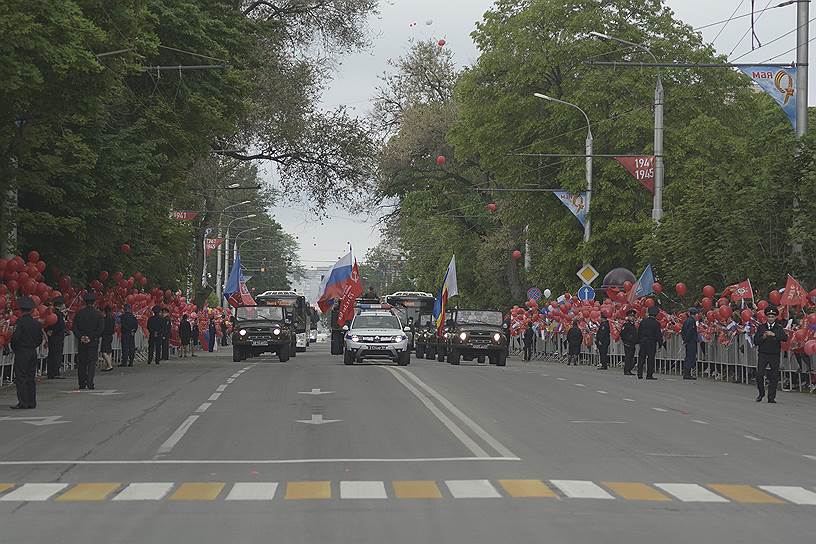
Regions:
[[551, 480, 614, 499], [340, 481, 387, 499], [759, 486, 816, 505], [445, 480, 501, 498], [112, 483, 174, 501], [0, 483, 69, 501], [655, 484, 729, 502], [225, 483, 279, 501]]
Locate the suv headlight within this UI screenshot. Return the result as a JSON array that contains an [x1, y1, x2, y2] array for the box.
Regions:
[[273, 328, 281, 335], [351, 335, 360, 342], [239, 329, 247, 336], [459, 332, 468, 341], [392, 335, 407, 342], [493, 333, 501, 342]]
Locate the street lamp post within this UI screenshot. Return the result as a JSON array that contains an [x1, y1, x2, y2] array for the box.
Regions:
[[589, 32, 663, 222], [215, 201, 251, 302], [234, 227, 260, 265], [222, 214, 256, 300], [533, 93, 593, 246]]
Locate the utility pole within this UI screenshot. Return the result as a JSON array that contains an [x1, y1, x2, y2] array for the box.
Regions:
[[796, 0, 809, 138]]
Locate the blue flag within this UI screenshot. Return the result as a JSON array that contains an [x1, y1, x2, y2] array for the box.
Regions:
[[634, 264, 655, 298], [554, 191, 588, 227], [738, 66, 797, 131], [224, 251, 242, 301]]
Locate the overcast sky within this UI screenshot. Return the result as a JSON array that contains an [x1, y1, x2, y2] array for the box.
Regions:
[[269, 0, 811, 269]]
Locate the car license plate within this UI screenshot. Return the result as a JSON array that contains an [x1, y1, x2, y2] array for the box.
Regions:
[[367, 345, 387, 350], [472, 345, 488, 349], [251, 339, 268, 346]]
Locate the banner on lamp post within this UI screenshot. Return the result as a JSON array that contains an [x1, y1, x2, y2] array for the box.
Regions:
[[170, 211, 199, 220], [553, 191, 587, 227], [614, 156, 655, 194], [737, 66, 797, 131], [205, 238, 223, 258]]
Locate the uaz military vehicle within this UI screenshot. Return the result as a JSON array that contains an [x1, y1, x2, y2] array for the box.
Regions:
[[231, 305, 295, 362], [444, 309, 508, 366]]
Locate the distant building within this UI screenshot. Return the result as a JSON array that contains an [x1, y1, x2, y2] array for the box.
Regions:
[[289, 266, 331, 305]]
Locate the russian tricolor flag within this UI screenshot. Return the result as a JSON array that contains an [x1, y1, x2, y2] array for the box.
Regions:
[[317, 251, 354, 313]]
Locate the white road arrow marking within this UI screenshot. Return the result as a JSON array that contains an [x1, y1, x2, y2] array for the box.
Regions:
[[296, 414, 341, 425], [297, 388, 335, 396], [62, 389, 122, 396], [0, 415, 69, 426]]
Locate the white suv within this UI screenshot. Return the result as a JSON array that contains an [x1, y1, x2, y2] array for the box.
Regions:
[[344, 309, 410, 366]]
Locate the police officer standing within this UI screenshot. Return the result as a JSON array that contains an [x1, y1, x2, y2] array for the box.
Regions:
[[160, 307, 171, 360], [621, 309, 638, 376], [637, 305, 665, 380], [10, 297, 43, 409], [681, 308, 700, 380], [753, 306, 787, 403], [45, 296, 66, 379], [73, 292, 104, 390], [522, 325, 534, 361], [147, 306, 162, 363], [595, 312, 611, 370], [119, 304, 138, 367]]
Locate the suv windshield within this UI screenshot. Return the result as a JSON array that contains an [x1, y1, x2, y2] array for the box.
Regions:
[[236, 306, 284, 321], [456, 310, 503, 327], [352, 315, 401, 330]]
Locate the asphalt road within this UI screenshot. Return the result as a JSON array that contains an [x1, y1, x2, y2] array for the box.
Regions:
[[1, 344, 815, 544]]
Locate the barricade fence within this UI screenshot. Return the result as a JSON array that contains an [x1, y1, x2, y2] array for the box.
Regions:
[[510, 333, 816, 394]]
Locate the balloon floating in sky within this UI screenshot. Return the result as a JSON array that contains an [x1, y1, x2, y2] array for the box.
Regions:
[[437, 39, 446, 47], [425, 19, 433, 26], [435, 155, 446, 166]]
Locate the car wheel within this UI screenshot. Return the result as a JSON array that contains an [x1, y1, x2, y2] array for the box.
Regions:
[[415, 346, 425, 359], [449, 349, 460, 365], [496, 351, 507, 367], [278, 344, 290, 362], [398, 351, 410, 366], [437, 349, 446, 362], [291, 342, 297, 357], [425, 348, 435, 360], [477, 356, 485, 364], [232, 346, 242, 362], [344, 349, 354, 366]]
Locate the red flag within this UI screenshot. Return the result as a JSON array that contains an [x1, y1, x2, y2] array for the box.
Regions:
[[337, 258, 364, 326], [729, 279, 754, 301], [170, 211, 199, 221], [227, 281, 256, 308], [614, 156, 655, 194], [205, 238, 223, 257], [780, 274, 807, 306]]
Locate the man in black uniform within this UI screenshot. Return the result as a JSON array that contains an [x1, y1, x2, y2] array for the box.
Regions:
[[621, 309, 638, 376], [147, 306, 162, 364], [10, 297, 43, 409], [119, 304, 138, 367], [753, 306, 787, 403], [522, 325, 534, 361], [681, 307, 700, 380], [566, 319, 582, 366], [595, 312, 611, 370], [160, 307, 171, 360], [73, 292, 104, 390], [45, 296, 66, 379], [637, 305, 665, 380]]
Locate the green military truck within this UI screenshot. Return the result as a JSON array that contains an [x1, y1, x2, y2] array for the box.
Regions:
[[444, 309, 508, 366], [231, 304, 295, 362]]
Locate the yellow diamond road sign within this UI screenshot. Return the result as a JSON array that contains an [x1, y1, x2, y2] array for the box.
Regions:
[[576, 264, 599, 285]]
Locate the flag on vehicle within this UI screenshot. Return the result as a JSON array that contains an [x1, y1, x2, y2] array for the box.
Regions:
[[317, 250, 355, 314], [337, 257, 363, 326], [729, 278, 754, 301], [627, 264, 655, 303], [223, 251, 256, 307], [433, 255, 458, 334], [780, 274, 807, 306]]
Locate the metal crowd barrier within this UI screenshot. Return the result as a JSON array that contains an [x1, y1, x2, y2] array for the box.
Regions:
[[514, 332, 815, 395]]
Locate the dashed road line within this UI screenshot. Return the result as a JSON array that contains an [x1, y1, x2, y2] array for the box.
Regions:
[[195, 403, 211, 413], [744, 435, 762, 441], [624, 398, 636, 402], [652, 407, 668, 413], [156, 415, 199, 456], [692, 420, 709, 425], [596, 390, 608, 394], [216, 384, 228, 392], [208, 393, 221, 401]]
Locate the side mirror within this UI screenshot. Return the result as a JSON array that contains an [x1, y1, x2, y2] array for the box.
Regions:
[[502, 323, 509, 329], [403, 326, 411, 332], [284, 319, 292, 325], [342, 325, 349, 331]]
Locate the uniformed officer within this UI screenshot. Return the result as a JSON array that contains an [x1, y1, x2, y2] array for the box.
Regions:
[[10, 297, 43, 409], [160, 307, 171, 360], [620, 309, 638, 376], [147, 306, 163, 364], [566, 319, 582, 366], [681, 307, 700, 380], [45, 296, 66, 379], [119, 304, 138, 367], [73, 292, 104, 390], [752, 305, 787, 403], [637, 306, 665, 380], [595, 312, 611, 370]]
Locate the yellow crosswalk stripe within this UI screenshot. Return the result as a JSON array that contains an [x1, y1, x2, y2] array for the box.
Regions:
[[498, 479, 557, 498], [602, 482, 671, 501], [284, 481, 331, 500], [392, 480, 442, 499], [707, 484, 785, 504], [55, 483, 122, 502], [0, 484, 15, 495], [168, 483, 224, 501]]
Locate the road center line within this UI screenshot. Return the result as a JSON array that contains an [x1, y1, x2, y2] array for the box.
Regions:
[[744, 435, 762, 441], [692, 420, 709, 425], [216, 385, 228, 392], [0, 457, 520, 466], [195, 403, 212, 413], [156, 416, 199, 456], [652, 407, 668, 412], [208, 393, 221, 401], [804, 454, 816, 461], [570, 421, 628, 424], [623, 398, 636, 402], [596, 390, 607, 394]]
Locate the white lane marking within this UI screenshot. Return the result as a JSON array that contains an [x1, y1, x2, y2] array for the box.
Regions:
[[112, 483, 174, 501], [596, 390, 608, 394], [226, 379, 235, 384], [655, 484, 729, 502], [195, 403, 211, 413], [226, 482, 279, 501], [692, 420, 709, 425], [208, 393, 221, 401], [540, 374, 549, 377], [216, 385, 227, 392], [574, 383, 585, 387], [156, 415, 199, 455], [759, 486, 816, 505], [804, 455, 816, 461], [624, 398, 636, 402], [652, 407, 668, 412], [744, 435, 762, 441], [390, 367, 518, 459], [383, 367, 489, 457], [340, 481, 387, 499], [557, 377, 567, 381], [0, 483, 69, 501], [551, 480, 614, 499], [0, 457, 520, 466], [296, 414, 342, 425], [570, 421, 628, 424], [298, 388, 334, 395], [230, 374, 241, 379], [445, 480, 501, 498], [646, 453, 728, 458]]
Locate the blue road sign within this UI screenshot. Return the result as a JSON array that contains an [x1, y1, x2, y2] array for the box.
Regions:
[[577, 285, 595, 301], [527, 287, 542, 301]]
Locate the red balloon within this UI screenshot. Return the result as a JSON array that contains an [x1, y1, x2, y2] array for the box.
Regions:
[[718, 305, 732, 319], [99, 270, 109, 282], [794, 328, 808, 342], [808, 313, 816, 325], [644, 298, 656, 308], [27, 250, 39, 263], [486, 202, 497, 212], [7, 279, 18, 293], [139, 276, 147, 286], [740, 309, 753, 322], [113, 271, 124, 282], [805, 340, 816, 356], [757, 299, 768, 310], [164, 289, 172, 298], [717, 297, 729, 307], [769, 290, 781, 305], [675, 282, 687, 297], [121, 243, 131, 254], [435, 155, 447, 166], [701, 297, 712, 310], [36, 261, 46, 273], [702, 285, 715, 298], [511, 249, 522, 260], [652, 282, 663, 295], [45, 313, 58, 326], [623, 280, 633, 292], [437, 39, 446, 47]]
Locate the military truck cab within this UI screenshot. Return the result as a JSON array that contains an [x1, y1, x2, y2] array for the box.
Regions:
[[445, 309, 508, 366]]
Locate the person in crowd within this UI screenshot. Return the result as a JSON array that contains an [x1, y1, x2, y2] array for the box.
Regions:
[[190, 320, 199, 357], [147, 305, 163, 364], [681, 307, 699, 380], [595, 312, 611, 370], [10, 297, 43, 409], [208, 317, 217, 352], [119, 304, 138, 367], [44, 296, 66, 379], [753, 305, 787, 403], [566, 319, 582, 366], [179, 314, 192, 358], [621, 309, 638, 376], [522, 325, 534, 361], [73, 292, 104, 390], [160, 307, 171, 360], [220, 319, 228, 347], [99, 306, 115, 372], [637, 305, 665, 380]]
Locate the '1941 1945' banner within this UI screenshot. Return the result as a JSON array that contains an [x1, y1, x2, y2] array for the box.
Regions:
[[615, 156, 655, 194]]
